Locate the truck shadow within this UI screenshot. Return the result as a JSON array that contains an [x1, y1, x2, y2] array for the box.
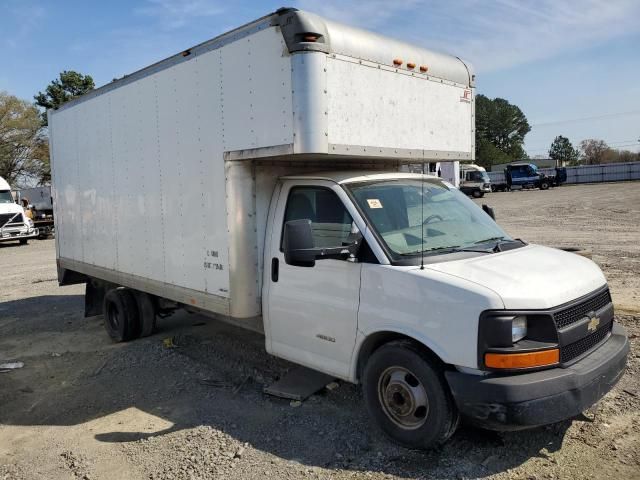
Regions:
[[1, 294, 577, 478]]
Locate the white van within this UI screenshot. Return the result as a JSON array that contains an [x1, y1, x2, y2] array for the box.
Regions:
[[460, 163, 491, 198], [49, 8, 628, 449], [0, 176, 38, 244]]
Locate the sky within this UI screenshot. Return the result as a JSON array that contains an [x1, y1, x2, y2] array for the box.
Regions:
[[1, 0, 639, 156]]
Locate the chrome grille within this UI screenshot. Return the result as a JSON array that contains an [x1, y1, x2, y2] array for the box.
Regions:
[[554, 289, 612, 329]]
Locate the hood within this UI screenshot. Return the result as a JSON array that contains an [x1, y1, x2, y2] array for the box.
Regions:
[[424, 244, 607, 309], [0, 202, 23, 215]]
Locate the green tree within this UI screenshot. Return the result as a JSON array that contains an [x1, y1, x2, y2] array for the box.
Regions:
[[34, 70, 95, 126], [548, 135, 579, 166], [0, 92, 49, 185], [475, 94, 530, 167]]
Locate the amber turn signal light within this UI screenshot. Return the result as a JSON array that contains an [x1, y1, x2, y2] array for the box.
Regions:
[[485, 349, 559, 369]]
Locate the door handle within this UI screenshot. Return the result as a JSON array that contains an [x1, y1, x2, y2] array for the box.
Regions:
[[271, 257, 279, 282]]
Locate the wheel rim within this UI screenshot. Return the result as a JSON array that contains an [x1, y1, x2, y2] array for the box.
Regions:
[[377, 366, 429, 430], [107, 303, 120, 331]]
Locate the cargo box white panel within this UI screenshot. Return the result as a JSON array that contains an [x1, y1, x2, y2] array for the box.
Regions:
[[326, 57, 473, 157], [221, 27, 293, 152]]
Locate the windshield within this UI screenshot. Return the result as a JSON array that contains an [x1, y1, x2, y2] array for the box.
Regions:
[[346, 179, 511, 259], [465, 170, 490, 183], [0, 190, 13, 204]]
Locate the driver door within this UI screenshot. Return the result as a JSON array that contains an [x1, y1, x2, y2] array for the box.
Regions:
[[264, 181, 361, 379]]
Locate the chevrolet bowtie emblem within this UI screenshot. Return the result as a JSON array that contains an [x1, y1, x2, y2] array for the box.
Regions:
[[587, 315, 600, 332]]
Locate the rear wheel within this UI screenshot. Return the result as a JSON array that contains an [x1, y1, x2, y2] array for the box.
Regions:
[[363, 340, 459, 449], [103, 288, 140, 342], [133, 291, 157, 338]]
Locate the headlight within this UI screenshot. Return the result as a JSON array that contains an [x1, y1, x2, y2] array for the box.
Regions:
[[512, 316, 527, 342]]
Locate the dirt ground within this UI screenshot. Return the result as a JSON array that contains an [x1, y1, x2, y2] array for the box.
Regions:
[[0, 181, 639, 480]]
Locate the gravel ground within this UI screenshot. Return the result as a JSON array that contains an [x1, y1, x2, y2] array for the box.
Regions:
[[1, 181, 639, 480]]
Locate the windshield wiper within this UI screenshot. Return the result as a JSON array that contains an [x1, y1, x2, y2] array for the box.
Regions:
[[401, 245, 460, 256], [472, 236, 506, 245], [460, 237, 526, 253]]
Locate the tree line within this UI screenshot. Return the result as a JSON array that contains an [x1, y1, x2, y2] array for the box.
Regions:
[[1, 75, 638, 187], [0, 71, 94, 186], [475, 94, 639, 168]]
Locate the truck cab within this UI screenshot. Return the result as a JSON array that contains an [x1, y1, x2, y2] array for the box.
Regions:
[[0, 176, 38, 245], [459, 164, 491, 197], [264, 170, 628, 446]]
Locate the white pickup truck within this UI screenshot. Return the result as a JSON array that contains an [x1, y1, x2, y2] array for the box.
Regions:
[[49, 8, 628, 449], [0, 176, 38, 244]]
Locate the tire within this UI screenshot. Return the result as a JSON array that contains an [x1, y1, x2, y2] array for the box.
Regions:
[[133, 291, 156, 338], [540, 181, 550, 190], [103, 288, 140, 342], [19, 239, 28, 245], [363, 340, 459, 449], [471, 190, 483, 198]]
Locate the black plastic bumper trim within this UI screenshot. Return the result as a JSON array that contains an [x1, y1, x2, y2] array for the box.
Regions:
[[446, 322, 629, 430]]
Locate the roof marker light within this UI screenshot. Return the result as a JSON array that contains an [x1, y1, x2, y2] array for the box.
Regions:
[[303, 35, 318, 42], [407, 62, 416, 69], [393, 58, 403, 66], [420, 65, 428, 72]]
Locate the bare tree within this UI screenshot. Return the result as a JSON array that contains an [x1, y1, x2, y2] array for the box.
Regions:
[[0, 91, 50, 186], [579, 139, 609, 165]]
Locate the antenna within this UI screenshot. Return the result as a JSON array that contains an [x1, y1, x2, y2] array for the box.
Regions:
[[420, 162, 425, 270]]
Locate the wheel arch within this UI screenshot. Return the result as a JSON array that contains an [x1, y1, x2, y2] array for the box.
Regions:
[[353, 330, 448, 382]]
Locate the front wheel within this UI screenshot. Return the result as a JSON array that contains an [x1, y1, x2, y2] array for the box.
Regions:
[[19, 239, 28, 245], [471, 190, 483, 198], [363, 340, 459, 449], [540, 180, 550, 190]]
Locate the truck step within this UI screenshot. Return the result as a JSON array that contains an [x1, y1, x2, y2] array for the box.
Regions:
[[264, 365, 336, 401]]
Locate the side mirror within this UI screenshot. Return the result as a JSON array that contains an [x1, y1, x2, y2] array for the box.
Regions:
[[482, 204, 496, 221], [283, 219, 317, 267], [283, 219, 362, 267]]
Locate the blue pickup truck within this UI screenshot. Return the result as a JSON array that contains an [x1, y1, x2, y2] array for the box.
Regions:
[[492, 163, 567, 192]]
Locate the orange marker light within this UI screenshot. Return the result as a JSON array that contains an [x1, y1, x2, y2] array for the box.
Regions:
[[393, 58, 403, 66], [485, 349, 559, 369], [419, 65, 428, 72], [407, 62, 416, 69], [304, 35, 318, 42]]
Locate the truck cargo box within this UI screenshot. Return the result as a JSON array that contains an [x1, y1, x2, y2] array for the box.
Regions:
[[50, 8, 475, 323]]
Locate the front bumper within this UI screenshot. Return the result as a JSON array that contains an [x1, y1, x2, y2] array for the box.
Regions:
[[0, 226, 39, 242], [445, 322, 629, 430]]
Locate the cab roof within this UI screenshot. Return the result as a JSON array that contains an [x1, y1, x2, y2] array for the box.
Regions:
[[0, 176, 11, 191], [280, 170, 444, 185]]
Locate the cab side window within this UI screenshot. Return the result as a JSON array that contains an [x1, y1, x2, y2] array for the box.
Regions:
[[283, 187, 353, 248]]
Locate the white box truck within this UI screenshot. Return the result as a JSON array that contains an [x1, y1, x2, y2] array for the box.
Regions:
[[49, 8, 628, 449]]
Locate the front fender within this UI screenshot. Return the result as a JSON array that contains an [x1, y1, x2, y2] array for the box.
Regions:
[[354, 264, 503, 379]]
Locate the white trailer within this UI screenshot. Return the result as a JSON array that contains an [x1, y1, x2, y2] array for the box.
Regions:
[[50, 8, 628, 449]]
